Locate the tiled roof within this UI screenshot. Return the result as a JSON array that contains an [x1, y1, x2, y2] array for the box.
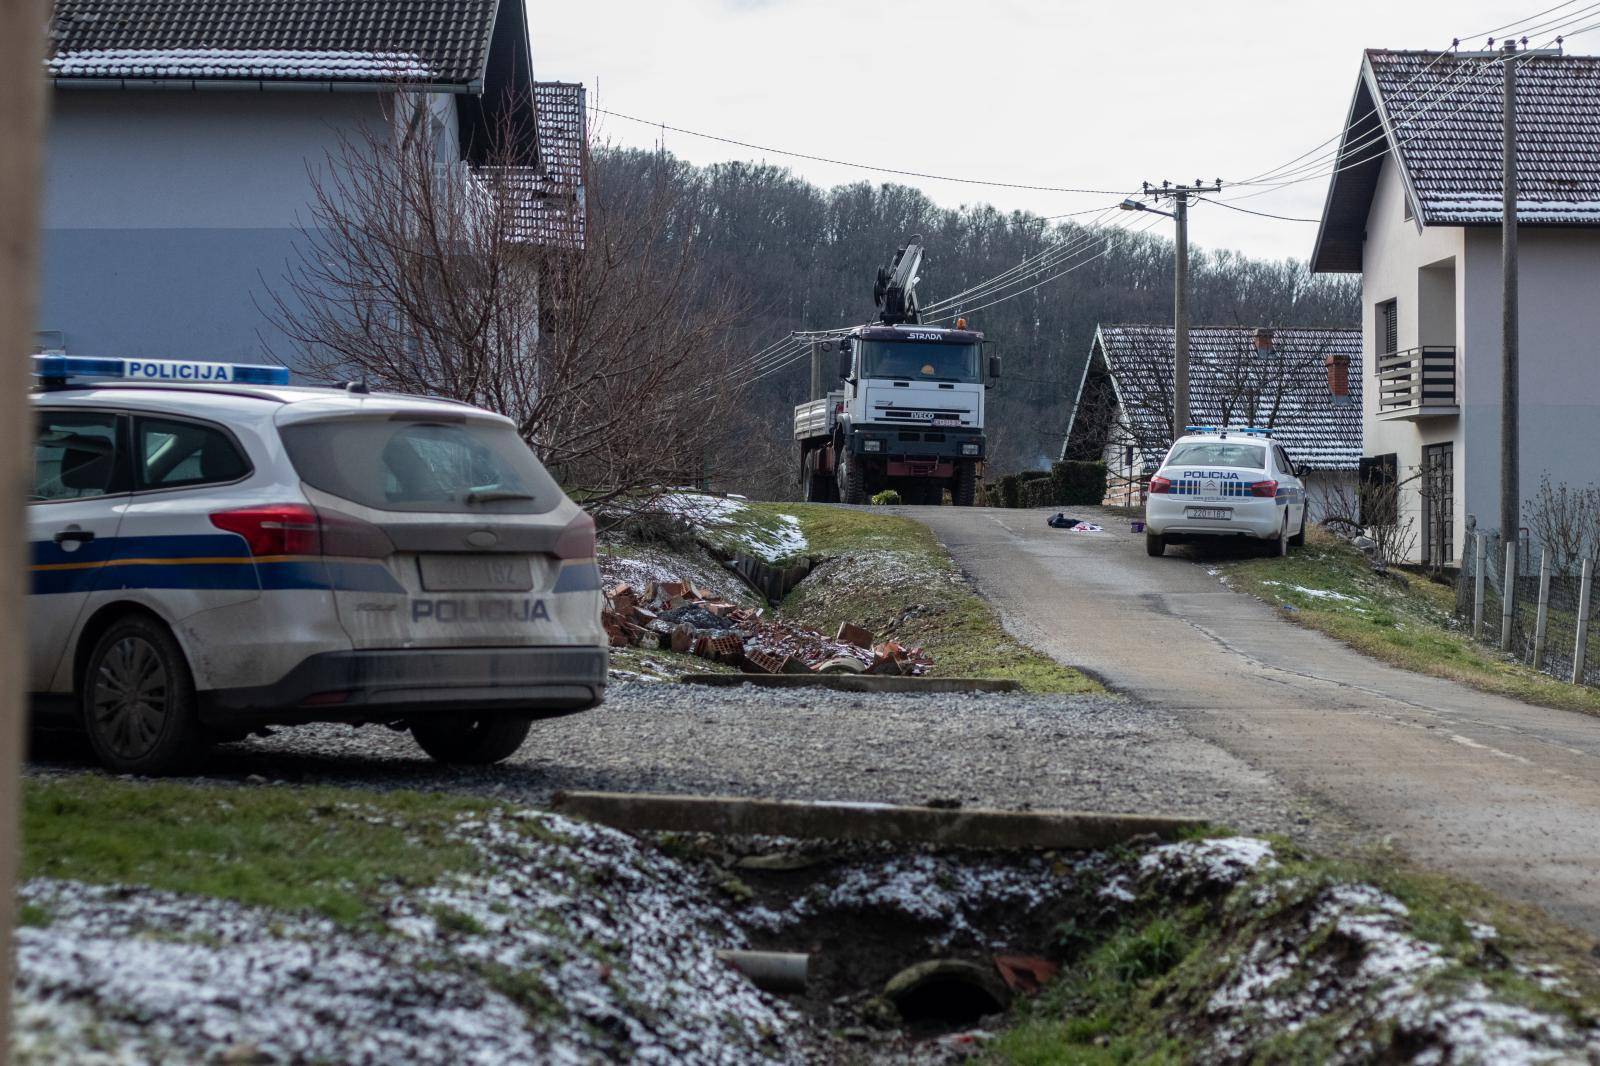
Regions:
[[1369, 50, 1600, 226], [1092, 324, 1364, 471], [472, 82, 587, 249], [47, 0, 500, 85], [1314, 49, 1600, 270]]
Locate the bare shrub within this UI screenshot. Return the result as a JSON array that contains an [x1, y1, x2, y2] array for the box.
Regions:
[[267, 90, 742, 511], [1322, 475, 1417, 573], [1525, 475, 1600, 576]]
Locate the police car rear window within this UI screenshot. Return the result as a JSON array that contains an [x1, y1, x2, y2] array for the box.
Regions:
[[1165, 442, 1266, 469], [279, 418, 561, 514]]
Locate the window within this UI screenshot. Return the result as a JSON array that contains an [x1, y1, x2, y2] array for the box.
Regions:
[[1358, 453, 1399, 527], [858, 340, 981, 383], [1164, 442, 1266, 469], [279, 417, 562, 514], [1377, 299, 1399, 357], [33, 411, 122, 502], [1275, 445, 1295, 475], [135, 417, 250, 490]]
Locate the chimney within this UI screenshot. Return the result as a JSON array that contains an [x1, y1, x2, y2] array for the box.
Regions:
[[1253, 327, 1274, 352], [1326, 351, 1351, 397]]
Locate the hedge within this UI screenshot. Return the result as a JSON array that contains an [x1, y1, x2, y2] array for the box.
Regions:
[[988, 461, 1108, 508]]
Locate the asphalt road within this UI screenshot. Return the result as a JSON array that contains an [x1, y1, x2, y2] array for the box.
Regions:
[[909, 504, 1600, 935]]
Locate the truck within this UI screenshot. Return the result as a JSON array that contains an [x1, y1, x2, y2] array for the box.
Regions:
[[793, 238, 1000, 505]]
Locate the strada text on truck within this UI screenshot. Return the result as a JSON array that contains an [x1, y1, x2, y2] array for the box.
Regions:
[[793, 238, 1000, 505]]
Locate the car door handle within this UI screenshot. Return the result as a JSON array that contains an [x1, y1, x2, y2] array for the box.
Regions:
[[53, 529, 95, 545]]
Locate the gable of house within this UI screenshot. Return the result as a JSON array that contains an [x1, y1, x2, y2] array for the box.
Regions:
[[1313, 49, 1600, 272], [1067, 324, 1364, 472]]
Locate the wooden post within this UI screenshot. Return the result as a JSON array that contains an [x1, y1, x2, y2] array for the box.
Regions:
[[1533, 548, 1551, 671], [1473, 532, 1487, 640], [1575, 558, 1594, 687], [1501, 538, 1518, 652], [1, 0, 48, 1052]]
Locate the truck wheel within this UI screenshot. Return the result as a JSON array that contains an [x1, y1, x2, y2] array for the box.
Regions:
[[412, 714, 533, 765], [81, 613, 205, 775], [805, 469, 834, 503], [952, 462, 978, 507], [838, 452, 867, 505]]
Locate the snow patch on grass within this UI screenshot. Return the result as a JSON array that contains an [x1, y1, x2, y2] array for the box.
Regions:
[[14, 810, 800, 1065], [652, 493, 808, 563]]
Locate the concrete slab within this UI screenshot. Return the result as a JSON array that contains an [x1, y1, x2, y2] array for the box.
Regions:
[[549, 790, 1204, 849]]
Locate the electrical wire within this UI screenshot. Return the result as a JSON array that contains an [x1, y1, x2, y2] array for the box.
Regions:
[[587, 104, 1132, 196], [1198, 199, 1323, 223]]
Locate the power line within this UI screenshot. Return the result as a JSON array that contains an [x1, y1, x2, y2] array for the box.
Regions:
[[1200, 199, 1322, 223], [587, 104, 1134, 196]]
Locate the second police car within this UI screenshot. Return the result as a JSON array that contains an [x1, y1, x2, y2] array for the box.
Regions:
[[29, 356, 607, 774], [1144, 426, 1308, 558]]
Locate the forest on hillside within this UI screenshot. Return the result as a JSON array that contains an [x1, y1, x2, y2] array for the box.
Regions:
[[592, 148, 1360, 494]]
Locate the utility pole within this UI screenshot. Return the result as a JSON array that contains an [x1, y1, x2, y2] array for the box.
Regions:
[[2, 0, 48, 1052], [1123, 180, 1221, 438], [1456, 37, 1560, 546]]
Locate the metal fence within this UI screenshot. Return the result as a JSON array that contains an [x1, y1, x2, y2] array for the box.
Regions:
[[1457, 523, 1599, 688]]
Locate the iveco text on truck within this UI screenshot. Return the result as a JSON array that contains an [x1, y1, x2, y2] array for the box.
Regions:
[[793, 238, 1000, 505]]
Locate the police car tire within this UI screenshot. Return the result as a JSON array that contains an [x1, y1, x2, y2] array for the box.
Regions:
[[1270, 520, 1290, 557], [1146, 531, 1166, 557], [1290, 509, 1307, 548], [81, 615, 204, 775], [411, 714, 533, 765]]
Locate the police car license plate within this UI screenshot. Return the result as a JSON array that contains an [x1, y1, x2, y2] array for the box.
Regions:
[[419, 555, 533, 592], [1186, 507, 1232, 520]]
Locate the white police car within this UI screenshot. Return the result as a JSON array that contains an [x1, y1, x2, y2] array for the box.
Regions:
[[1144, 427, 1308, 558], [29, 356, 607, 773]]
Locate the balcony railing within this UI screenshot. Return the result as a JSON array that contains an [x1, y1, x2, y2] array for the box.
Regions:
[[1377, 346, 1457, 415]]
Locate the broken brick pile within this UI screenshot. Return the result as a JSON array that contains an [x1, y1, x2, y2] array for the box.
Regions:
[[602, 579, 931, 676]]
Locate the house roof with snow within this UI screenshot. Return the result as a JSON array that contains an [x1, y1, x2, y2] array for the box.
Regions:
[[1066, 324, 1364, 471], [46, 0, 513, 89], [1313, 49, 1600, 272]]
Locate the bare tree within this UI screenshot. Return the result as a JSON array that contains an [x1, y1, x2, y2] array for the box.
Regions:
[[267, 90, 743, 510], [1322, 473, 1419, 573]]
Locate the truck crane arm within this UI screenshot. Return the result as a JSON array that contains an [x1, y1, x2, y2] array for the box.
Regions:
[[872, 236, 923, 325]]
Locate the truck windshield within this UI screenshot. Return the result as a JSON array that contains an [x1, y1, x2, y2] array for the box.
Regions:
[[859, 340, 980, 383]]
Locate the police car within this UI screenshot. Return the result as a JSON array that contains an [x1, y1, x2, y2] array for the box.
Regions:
[[29, 356, 607, 773], [1144, 426, 1308, 558]]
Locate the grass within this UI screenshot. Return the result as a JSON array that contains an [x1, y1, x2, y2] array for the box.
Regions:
[[754, 503, 1102, 694], [21, 775, 494, 929], [991, 837, 1600, 1065], [1221, 529, 1600, 716]]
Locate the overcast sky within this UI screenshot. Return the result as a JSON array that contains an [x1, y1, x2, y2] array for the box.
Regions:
[[531, 1, 1597, 264]]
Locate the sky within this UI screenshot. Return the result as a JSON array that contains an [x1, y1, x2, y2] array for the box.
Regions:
[[530, 0, 1600, 264]]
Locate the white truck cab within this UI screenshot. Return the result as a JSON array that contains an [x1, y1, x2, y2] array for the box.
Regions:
[[1144, 426, 1308, 558], [28, 356, 606, 773]]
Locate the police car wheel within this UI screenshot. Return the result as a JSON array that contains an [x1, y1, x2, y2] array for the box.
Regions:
[[1290, 509, 1308, 548], [1146, 531, 1166, 557], [411, 714, 533, 765], [81, 615, 203, 775], [1269, 519, 1290, 557]]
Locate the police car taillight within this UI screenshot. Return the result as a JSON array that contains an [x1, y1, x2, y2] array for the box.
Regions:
[[1251, 479, 1278, 498], [1149, 475, 1172, 494], [554, 510, 596, 560], [211, 505, 322, 556]]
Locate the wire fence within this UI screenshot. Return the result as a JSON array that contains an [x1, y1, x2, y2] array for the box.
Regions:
[[1456, 525, 1600, 688]]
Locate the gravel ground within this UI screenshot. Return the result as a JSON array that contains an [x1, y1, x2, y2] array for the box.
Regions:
[[34, 684, 1324, 840]]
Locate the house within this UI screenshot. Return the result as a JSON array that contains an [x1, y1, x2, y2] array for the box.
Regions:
[[1062, 323, 1364, 519], [38, 0, 584, 366], [1311, 49, 1600, 565]]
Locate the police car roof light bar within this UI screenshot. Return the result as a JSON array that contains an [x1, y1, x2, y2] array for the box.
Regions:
[[32, 355, 291, 388], [1239, 426, 1274, 437], [1184, 424, 1218, 434]]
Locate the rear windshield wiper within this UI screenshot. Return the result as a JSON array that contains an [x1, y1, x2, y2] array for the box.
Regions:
[[465, 489, 535, 504]]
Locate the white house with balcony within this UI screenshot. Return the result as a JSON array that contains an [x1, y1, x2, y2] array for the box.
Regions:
[[1311, 48, 1600, 566]]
